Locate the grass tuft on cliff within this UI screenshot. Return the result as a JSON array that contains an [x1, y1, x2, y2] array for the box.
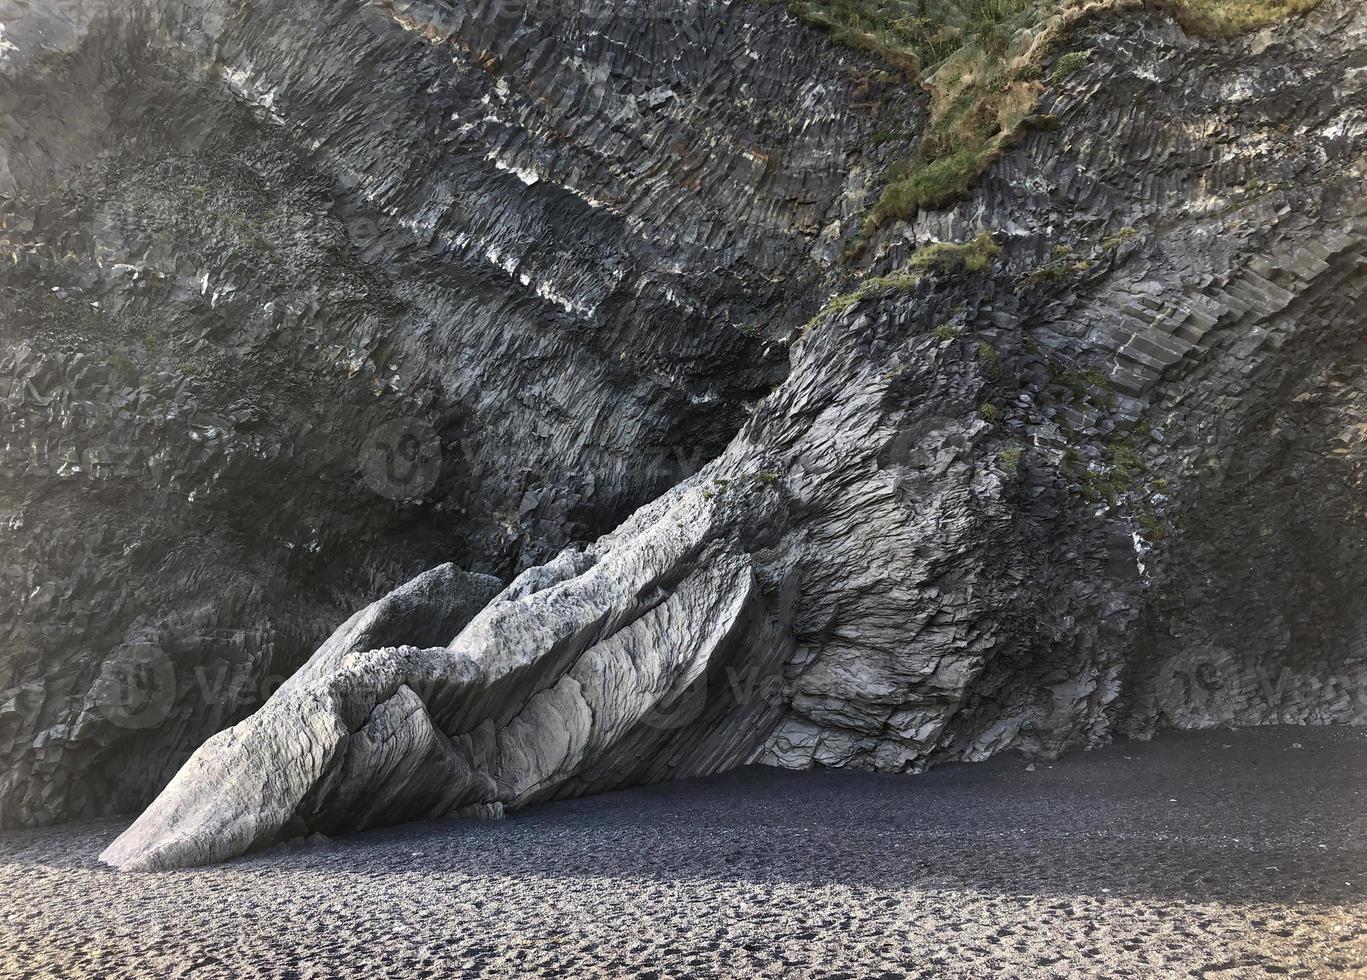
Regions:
[[907, 231, 1001, 273], [864, 143, 998, 232], [807, 268, 924, 328], [807, 232, 999, 329]]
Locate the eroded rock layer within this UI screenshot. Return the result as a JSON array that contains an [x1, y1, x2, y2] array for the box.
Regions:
[[2, 0, 1365, 853], [0, 0, 899, 827]]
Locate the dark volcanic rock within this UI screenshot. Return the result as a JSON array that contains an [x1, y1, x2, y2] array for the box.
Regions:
[[2, 0, 1365, 850], [0, 0, 902, 827]]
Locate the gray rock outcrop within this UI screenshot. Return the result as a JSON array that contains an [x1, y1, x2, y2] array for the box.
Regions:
[[2, 0, 1365, 859], [0, 0, 879, 827], [102, 491, 795, 868]]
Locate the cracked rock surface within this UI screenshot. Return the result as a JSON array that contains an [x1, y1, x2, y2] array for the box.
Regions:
[[0, 0, 891, 827], [2, 0, 1366, 855]]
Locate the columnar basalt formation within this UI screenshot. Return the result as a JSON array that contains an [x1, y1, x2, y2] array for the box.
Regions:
[[1, 0, 1364, 859], [0, 0, 900, 827]]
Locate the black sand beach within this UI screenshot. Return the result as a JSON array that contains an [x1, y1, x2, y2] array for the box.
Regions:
[[1, 727, 1363, 978]]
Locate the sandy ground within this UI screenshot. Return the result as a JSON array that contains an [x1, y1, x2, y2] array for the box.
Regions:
[[0, 726, 1363, 979]]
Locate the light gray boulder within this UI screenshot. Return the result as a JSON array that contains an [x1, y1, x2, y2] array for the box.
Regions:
[[101, 479, 792, 870]]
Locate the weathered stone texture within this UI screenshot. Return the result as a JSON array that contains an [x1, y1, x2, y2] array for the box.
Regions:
[[1, 0, 1364, 855]]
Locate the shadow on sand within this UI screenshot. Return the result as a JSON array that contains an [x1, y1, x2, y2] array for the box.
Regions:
[[2, 726, 1363, 907]]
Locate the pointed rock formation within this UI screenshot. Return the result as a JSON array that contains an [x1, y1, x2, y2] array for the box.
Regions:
[[102, 486, 794, 869]]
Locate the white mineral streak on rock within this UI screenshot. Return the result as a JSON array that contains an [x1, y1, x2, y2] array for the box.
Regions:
[[0, 23, 16, 66]]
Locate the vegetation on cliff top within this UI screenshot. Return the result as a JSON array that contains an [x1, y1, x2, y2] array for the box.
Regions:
[[786, 0, 1323, 241]]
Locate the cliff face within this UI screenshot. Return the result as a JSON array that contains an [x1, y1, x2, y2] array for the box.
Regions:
[[0, 0, 893, 827], [3, 0, 1365, 843]]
